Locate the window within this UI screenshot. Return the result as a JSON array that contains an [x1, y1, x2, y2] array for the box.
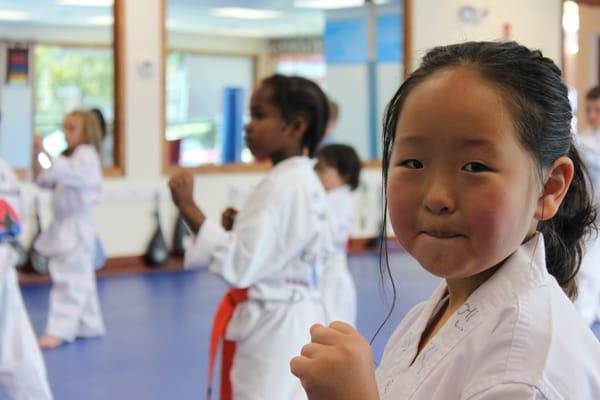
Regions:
[[165, 52, 255, 168], [34, 44, 114, 166]]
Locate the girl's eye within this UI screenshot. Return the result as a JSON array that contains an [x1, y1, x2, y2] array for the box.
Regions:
[[400, 159, 423, 169], [462, 162, 491, 172]]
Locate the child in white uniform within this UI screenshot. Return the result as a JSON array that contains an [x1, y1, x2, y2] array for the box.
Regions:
[[0, 158, 53, 399], [33, 110, 105, 349], [314, 144, 362, 326], [169, 75, 333, 400], [575, 85, 600, 326], [291, 41, 600, 399]]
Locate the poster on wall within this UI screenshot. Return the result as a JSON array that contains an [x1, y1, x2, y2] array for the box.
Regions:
[[5, 47, 29, 85]]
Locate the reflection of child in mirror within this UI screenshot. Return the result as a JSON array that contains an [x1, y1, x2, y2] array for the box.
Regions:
[[33, 110, 105, 350]]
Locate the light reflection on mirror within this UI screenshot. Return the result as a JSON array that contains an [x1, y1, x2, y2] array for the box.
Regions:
[[165, 0, 405, 169]]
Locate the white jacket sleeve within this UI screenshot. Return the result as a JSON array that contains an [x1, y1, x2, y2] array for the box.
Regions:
[[184, 183, 321, 288], [184, 204, 285, 288], [37, 145, 101, 189]]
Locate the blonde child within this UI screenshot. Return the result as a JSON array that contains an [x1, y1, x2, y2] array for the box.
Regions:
[[0, 157, 53, 399], [292, 41, 600, 399], [33, 110, 105, 349], [169, 74, 333, 400], [314, 144, 362, 326]]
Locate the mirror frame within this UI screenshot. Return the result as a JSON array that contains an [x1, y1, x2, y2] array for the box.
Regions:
[[12, 0, 125, 178], [160, 0, 412, 174]]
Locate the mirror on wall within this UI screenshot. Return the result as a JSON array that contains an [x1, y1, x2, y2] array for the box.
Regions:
[[164, 0, 409, 170], [0, 0, 122, 171]]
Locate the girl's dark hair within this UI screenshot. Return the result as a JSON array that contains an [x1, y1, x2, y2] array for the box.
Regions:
[[316, 144, 362, 190], [380, 41, 596, 306], [587, 85, 600, 101], [261, 74, 330, 157]]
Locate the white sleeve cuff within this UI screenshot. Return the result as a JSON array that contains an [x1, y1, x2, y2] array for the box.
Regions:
[[183, 219, 228, 270]]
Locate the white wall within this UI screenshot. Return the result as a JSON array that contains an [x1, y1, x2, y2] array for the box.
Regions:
[[14, 0, 563, 257], [411, 0, 562, 69]]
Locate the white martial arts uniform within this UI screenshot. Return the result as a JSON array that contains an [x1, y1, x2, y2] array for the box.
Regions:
[[185, 156, 332, 400], [320, 185, 357, 326], [34, 145, 105, 342], [376, 234, 600, 399], [0, 159, 53, 400], [575, 130, 600, 325]]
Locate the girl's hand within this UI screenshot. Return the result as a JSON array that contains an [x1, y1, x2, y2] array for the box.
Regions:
[[290, 322, 380, 400], [221, 207, 238, 231], [168, 171, 205, 234], [169, 170, 195, 210], [33, 135, 44, 154]]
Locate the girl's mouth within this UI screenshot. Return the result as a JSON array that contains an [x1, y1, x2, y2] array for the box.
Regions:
[[423, 229, 462, 239]]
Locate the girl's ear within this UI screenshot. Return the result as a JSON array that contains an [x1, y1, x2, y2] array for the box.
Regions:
[[285, 117, 308, 140], [534, 156, 574, 221]]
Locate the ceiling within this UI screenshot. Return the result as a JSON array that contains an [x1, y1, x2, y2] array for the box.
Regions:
[[0, 0, 400, 38]]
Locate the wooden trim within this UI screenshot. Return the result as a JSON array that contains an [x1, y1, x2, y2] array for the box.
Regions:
[[574, 0, 600, 5], [158, 1, 413, 175], [164, 161, 272, 175], [163, 159, 379, 176], [362, 159, 382, 169], [13, 4, 126, 180], [168, 47, 260, 58], [30, 41, 111, 49], [112, 0, 125, 177], [403, 0, 413, 77], [560, 0, 566, 73], [102, 165, 125, 177], [161, 0, 169, 175], [597, 36, 600, 83], [161, 49, 260, 174], [18, 256, 185, 286]]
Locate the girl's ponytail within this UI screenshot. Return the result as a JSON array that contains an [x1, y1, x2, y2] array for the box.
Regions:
[[539, 144, 597, 299]]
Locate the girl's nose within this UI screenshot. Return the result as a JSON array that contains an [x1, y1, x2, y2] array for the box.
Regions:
[[424, 177, 455, 215]]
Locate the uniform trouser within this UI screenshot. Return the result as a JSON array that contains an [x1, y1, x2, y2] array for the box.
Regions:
[[321, 262, 357, 327], [45, 247, 105, 341], [0, 264, 53, 400], [575, 236, 600, 326], [228, 299, 324, 400]]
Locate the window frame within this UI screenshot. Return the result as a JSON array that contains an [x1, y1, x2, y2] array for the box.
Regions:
[[161, 47, 260, 174], [160, 0, 412, 174], [14, 0, 125, 178]]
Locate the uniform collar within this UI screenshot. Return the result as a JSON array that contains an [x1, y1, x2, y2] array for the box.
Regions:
[[390, 234, 550, 391]]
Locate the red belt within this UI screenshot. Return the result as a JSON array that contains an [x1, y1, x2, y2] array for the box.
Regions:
[[206, 287, 249, 400]]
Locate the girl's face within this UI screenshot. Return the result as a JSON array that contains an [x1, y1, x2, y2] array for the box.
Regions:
[[387, 67, 541, 280], [245, 85, 296, 162], [63, 114, 85, 150], [315, 158, 344, 192], [586, 98, 600, 131]]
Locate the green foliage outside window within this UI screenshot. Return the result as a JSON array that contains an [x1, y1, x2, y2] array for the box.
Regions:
[[34, 44, 113, 137]]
